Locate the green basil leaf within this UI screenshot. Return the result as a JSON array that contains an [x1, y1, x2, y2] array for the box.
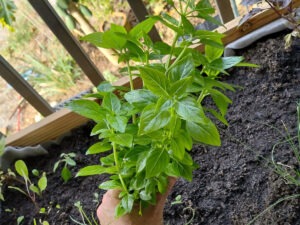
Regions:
[[205, 38, 224, 61], [166, 161, 193, 181], [100, 153, 115, 166], [181, 15, 194, 34], [137, 152, 148, 173], [81, 31, 126, 50], [160, 13, 179, 26], [129, 17, 159, 38], [99, 180, 122, 190], [139, 66, 169, 97], [186, 120, 221, 146], [110, 23, 127, 34], [168, 54, 195, 82], [67, 99, 106, 122], [131, 172, 146, 190], [210, 89, 232, 116], [107, 115, 128, 133], [110, 133, 133, 147], [219, 56, 244, 69], [205, 108, 228, 126], [176, 130, 193, 150], [153, 42, 171, 55], [195, 0, 215, 15], [170, 137, 186, 160], [170, 77, 192, 97], [140, 190, 152, 201], [194, 30, 225, 40], [76, 165, 116, 177], [121, 194, 135, 213], [139, 104, 171, 135], [115, 203, 127, 218], [97, 81, 116, 92], [156, 176, 168, 194], [124, 89, 157, 108], [102, 92, 121, 113], [86, 142, 112, 155], [175, 97, 205, 123], [146, 149, 169, 178]]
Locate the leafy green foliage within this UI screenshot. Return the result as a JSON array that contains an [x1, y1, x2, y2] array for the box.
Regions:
[[69, 0, 255, 218], [53, 153, 77, 182]]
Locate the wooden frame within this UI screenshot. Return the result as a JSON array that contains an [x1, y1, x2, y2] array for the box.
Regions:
[[0, 56, 54, 117], [5, 0, 300, 146]]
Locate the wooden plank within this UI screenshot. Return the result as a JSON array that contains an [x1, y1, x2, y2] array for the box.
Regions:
[[217, 0, 300, 46], [6, 77, 143, 146], [28, 0, 105, 87], [5, 109, 89, 146], [0, 56, 54, 117], [215, 0, 235, 23], [126, 0, 161, 42]]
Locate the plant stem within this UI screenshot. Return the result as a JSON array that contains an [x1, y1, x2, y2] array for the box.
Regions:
[[166, 44, 188, 73], [112, 142, 128, 193], [126, 61, 137, 124], [166, 32, 180, 70], [197, 89, 207, 104]]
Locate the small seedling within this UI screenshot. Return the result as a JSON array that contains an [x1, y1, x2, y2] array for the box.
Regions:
[[70, 201, 98, 225], [17, 215, 24, 225], [7, 160, 47, 210], [53, 152, 76, 182], [33, 218, 50, 225], [171, 195, 182, 205]]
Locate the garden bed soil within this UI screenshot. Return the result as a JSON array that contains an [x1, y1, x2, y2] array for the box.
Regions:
[[1, 30, 300, 225]]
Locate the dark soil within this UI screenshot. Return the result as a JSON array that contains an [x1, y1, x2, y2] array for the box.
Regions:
[[1, 30, 300, 225]]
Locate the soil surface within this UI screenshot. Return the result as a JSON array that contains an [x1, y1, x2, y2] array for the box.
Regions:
[[1, 31, 300, 225]]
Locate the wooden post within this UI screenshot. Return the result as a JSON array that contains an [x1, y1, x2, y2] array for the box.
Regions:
[[28, 0, 105, 87], [126, 0, 161, 42], [0, 56, 54, 117], [214, 0, 235, 23]]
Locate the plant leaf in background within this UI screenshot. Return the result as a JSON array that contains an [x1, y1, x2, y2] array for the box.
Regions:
[[0, 135, 5, 156], [15, 160, 29, 181], [0, 0, 16, 30]]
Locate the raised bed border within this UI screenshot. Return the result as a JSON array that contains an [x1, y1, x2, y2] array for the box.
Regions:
[[6, 0, 300, 146]]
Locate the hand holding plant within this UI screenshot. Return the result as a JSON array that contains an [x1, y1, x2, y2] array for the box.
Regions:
[[68, 0, 255, 221]]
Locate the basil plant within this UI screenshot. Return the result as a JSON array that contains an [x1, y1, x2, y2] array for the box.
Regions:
[[68, 0, 254, 217]]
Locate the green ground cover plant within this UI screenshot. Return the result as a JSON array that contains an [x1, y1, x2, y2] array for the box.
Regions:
[[68, 0, 256, 218]]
